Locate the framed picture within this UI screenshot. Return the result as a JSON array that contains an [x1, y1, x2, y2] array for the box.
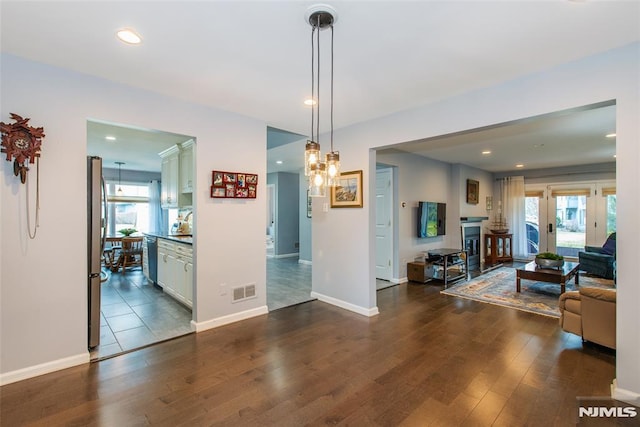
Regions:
[[307, 190, 312, 218], [211, 186, 225, 198], [467, 179, 479, 204], [225, 183, 235, 197], [213, 171, 223, 186], [330, 170, 363, 208], [211, 170, 258, 199]]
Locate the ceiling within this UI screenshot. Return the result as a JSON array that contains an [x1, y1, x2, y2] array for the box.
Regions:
[[2, 1, 638, 173]]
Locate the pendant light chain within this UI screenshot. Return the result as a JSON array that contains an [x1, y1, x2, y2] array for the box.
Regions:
[[315, 14, 321, 144], [330, 24, 334, 153], [310, 26, 315, 141]]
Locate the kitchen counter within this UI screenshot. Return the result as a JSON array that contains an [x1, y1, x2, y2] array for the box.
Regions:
[[144, 232, 193, 245]]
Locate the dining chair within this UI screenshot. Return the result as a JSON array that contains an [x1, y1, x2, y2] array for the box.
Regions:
[[118, 236, 144, 273]]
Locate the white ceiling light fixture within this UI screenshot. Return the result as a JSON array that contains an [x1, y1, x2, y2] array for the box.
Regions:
[[116, 28, 142, 45], [304, 4, 341, 197], [482, 150, 491, 155], [304, 98, 317, 106], [606, 133, 616, 138], [105, 135, 116, 141], [515, 163, 524, 168]]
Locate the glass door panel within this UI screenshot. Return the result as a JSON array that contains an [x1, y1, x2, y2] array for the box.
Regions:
[[525, 196, 540, 255], [551, 194, 587, 258]]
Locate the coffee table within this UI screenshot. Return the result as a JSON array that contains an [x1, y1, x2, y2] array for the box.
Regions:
[[516, 261, 580, 294]]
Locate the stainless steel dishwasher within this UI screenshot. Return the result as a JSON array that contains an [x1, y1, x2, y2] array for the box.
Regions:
[[147, 236, 158, 285]]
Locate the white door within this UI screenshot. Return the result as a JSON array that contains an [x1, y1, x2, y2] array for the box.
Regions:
[[375, 168, 393, 281]]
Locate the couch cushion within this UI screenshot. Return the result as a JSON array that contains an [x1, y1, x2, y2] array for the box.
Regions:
[[601, 233, 616, 255]]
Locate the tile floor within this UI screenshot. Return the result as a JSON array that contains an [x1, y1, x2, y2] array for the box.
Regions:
[[91, 269, 193, 360]]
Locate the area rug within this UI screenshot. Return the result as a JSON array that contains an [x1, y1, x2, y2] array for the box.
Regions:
[[441, 267, 615, 318]]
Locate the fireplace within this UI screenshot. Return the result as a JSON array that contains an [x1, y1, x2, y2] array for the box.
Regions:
[[460, 217, 487, 272], [462, 226, 481, 271]]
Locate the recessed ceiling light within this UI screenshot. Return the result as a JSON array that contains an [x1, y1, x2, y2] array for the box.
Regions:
[[304, 98, 317, 106], [276, 160, 283, 164], [116, 28, 142, 45], [606, 133, 616, 138], [613, 154, 617, 158], [105, 136, 116, 141], [515, 164, 524, 168], [482, 150, 491, 155]]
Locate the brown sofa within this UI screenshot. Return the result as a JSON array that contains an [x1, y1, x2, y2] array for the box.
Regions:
[[558, 287, 616, 349]]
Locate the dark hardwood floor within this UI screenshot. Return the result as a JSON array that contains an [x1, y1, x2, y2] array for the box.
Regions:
[[1, 281, 615, 426]]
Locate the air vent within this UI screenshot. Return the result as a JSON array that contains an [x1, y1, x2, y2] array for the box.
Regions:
[[232, 283, 257, 303], [233, 287, 245, 301], [245, 284, 256, 298]]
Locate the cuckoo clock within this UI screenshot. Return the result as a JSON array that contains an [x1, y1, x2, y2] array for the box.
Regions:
[[1, 113, 45, 183]]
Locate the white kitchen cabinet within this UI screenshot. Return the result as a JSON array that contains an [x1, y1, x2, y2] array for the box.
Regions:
[[159, 141, 194, 208], [159, 145, 180, 208], [180, 140, 194, 194], [157, 238, 193, 309]]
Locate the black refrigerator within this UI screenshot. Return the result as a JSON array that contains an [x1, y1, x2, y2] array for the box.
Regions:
[[87, 156, 106, 348]]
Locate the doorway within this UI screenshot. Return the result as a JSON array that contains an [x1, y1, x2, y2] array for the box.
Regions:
[[87, 119, 195, 360], [525, 181, 616, 259], [375, 167, 393, 282]]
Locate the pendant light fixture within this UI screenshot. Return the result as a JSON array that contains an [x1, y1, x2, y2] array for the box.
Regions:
[[304, 4, 340, 197], [115, 161, 125, 196]]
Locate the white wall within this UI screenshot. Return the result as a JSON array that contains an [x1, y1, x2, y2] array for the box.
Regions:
[[312, 43, 640, 401], [0, 54, 267, 383]]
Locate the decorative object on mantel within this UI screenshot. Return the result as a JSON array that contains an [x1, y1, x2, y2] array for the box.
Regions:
[[210, 170, 257, 199], [466, 179, 479, 204], [1, 113, 46, 239], [303, 4, 342, 198], [535, 252, 564, 269]]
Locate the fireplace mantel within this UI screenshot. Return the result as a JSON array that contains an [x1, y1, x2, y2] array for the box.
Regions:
[[460, 216, 489, 223]]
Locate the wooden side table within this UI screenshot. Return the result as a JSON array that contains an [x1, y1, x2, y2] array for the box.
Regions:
[[484, 233, 513, 266]]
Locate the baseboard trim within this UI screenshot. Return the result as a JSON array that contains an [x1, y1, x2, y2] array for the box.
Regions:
[[310, 291, 379, 317], [612, 379, 640, 405], [391, 277, 408, 284], [192, 306, 269, 332], [298, 259, 312, 265], [0, 352, 90, 386], [274, 253, 299, 259]]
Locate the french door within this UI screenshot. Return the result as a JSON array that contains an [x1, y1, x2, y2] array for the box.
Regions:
[[525, 181, 615, 259]]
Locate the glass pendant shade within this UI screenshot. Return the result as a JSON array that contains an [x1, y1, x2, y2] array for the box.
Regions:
[[304, 140, 320, 176], [308, 162, 327, 197], [326, 151, 340, 187]]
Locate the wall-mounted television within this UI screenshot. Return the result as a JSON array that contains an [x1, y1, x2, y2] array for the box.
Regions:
[[417, 202, 446, 238]]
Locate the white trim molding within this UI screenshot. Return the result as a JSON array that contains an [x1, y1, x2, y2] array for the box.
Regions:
[[191, 305, 269, 332], [0, 353, 89, 386], [274, 253, 299, 259], [391, 277, 408, 284], [612, 379, 640, 405], [310, 291, 379, 317], [298, 259, 312, 265]]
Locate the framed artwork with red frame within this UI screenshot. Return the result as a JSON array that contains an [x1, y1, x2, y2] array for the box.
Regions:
[[211, 170, 257, 199]]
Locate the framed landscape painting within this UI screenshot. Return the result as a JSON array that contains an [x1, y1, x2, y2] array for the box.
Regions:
[[330, 170, 363, 208], [467, 179, 479, 204]]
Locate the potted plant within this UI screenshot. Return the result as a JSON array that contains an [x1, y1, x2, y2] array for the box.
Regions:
[[535, 252, 564, 268], [118, 228, 138, 237]]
